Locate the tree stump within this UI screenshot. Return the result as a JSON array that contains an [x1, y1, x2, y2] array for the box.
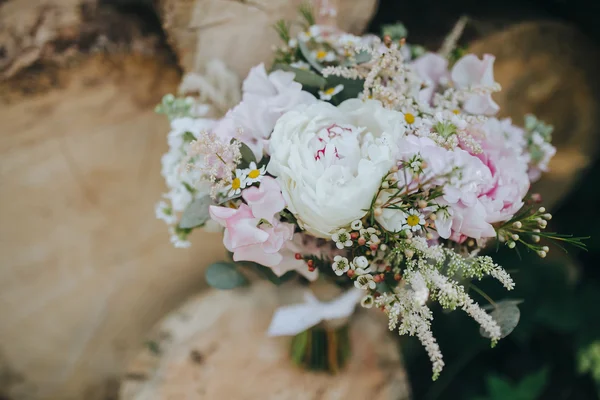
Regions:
[[120, 282, 411, 400], [156, 0, 379, 77], [0, 6, 229, 396]]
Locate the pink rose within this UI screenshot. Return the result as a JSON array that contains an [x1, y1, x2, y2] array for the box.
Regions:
[[209, 177, 294, 268]]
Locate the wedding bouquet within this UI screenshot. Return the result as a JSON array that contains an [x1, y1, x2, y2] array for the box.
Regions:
[[155, 6, 585, 379]]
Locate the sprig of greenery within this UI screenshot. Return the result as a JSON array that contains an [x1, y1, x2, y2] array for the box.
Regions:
[[298, 2, 316, 27]]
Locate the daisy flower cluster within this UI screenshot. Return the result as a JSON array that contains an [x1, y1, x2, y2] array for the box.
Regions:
[[154, 5, 585, 378]]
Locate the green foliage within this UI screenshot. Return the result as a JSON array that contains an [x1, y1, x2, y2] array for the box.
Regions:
[[179, 196, 211, 229], [155, 94, 194, 120], [240, 260, 296, 285], [273, 19, 291, 43], [480, 300, 522, 340], [272, 64, 327, 88], [471, 369, 548, 400], [237, 142, 257, 169], [578, 341, 600, 383], [381, 22, 408, 41], [298, 39, 324, 72], [205, 262, 248, 290], [298, 2, 316, 27]]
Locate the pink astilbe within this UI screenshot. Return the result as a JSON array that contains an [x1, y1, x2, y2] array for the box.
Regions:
[[186, 130, 242, 198]]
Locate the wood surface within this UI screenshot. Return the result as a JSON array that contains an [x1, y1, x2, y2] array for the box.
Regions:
[[156, 0, 379, 77], [120, 282, 411, 400]]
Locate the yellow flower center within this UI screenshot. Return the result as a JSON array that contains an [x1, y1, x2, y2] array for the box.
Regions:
[[407, 215, 420, 227], [231, 177, 241, 190], [452, 109, 460, 115], [404, 113, 415, 124], [324, 87, 336, 95], [316, 50, 327, 60], [248, 169, 260, 179]]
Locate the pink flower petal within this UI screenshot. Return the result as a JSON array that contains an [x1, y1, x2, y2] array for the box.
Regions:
[[242, 176, 286, 222]]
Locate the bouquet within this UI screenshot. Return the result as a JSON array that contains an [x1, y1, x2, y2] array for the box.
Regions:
[[155, 5, 585, 379]]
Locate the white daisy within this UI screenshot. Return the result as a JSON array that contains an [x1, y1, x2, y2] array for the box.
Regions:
[[227, 169, 247, 198], [318, 84, 344, 100], [332, 228, 353, 249], [311, 49, 336, 62], [290, 60, 311, 70], [298, 25, 323, 42], [332, 255, 350, 276], [404, 209, 426, 232], [244, 161, 266, 184]]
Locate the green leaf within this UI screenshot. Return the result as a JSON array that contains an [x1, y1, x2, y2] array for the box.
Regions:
[[325, 76, 365, 102], [480, 300, 521, 339], [205, 262, 248, 290], [515, 368, 548, 399], [273, 64, 327, 88], [239, 142, 256, 165], [298, 39, 324, 72], [179, 196, 211, 229], [182, 131, 196, 143], [381, 22, 408, 41], [242, 261, 296, 285]]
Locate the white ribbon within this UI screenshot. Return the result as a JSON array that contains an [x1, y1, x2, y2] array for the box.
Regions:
[[267, 288, 363, 336]]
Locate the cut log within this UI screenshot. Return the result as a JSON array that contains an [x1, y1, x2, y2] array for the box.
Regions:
[[468, 21, 600, 209], [0, 51, 228, 400], [156, 0, 379, 78], [120, 282, 411, 400]]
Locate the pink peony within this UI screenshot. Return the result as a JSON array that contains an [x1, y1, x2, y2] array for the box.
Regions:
[[472, 118, 530, 224], [209, 177, 294, 268]]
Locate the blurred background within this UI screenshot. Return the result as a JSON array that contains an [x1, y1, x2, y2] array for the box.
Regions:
[[1, 0, 599, 399]]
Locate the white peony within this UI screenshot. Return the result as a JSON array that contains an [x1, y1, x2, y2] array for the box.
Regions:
[[267, 99, 405, 238]]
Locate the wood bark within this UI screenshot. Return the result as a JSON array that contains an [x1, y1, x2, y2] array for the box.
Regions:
[[120, 282, 411, 400]]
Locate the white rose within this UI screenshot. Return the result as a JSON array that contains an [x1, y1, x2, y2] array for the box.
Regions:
[[267, 99, 405, 238]]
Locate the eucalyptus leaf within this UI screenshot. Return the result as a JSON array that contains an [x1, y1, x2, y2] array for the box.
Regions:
[[298, 40, 324, 72], [480, 300, 522, 339], [205, 262, 248, 290], [273, 64, 327, 88], [239, 142, 256, 165], [179, 196, 211, 229], [325, 76, 365, 102], [242, 261, 296, 285]]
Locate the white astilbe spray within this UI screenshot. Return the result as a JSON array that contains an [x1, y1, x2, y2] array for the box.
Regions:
[[421, 267, 502, 341], [443, 250, 515, 290], [376, 279, 445, 379]]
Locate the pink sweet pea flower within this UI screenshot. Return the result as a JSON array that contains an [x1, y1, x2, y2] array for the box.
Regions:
[[242, 176, 286, 223], [451, 54, 500, 116], [411, 53, 449, 107], [209, 176, 296, 268]]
